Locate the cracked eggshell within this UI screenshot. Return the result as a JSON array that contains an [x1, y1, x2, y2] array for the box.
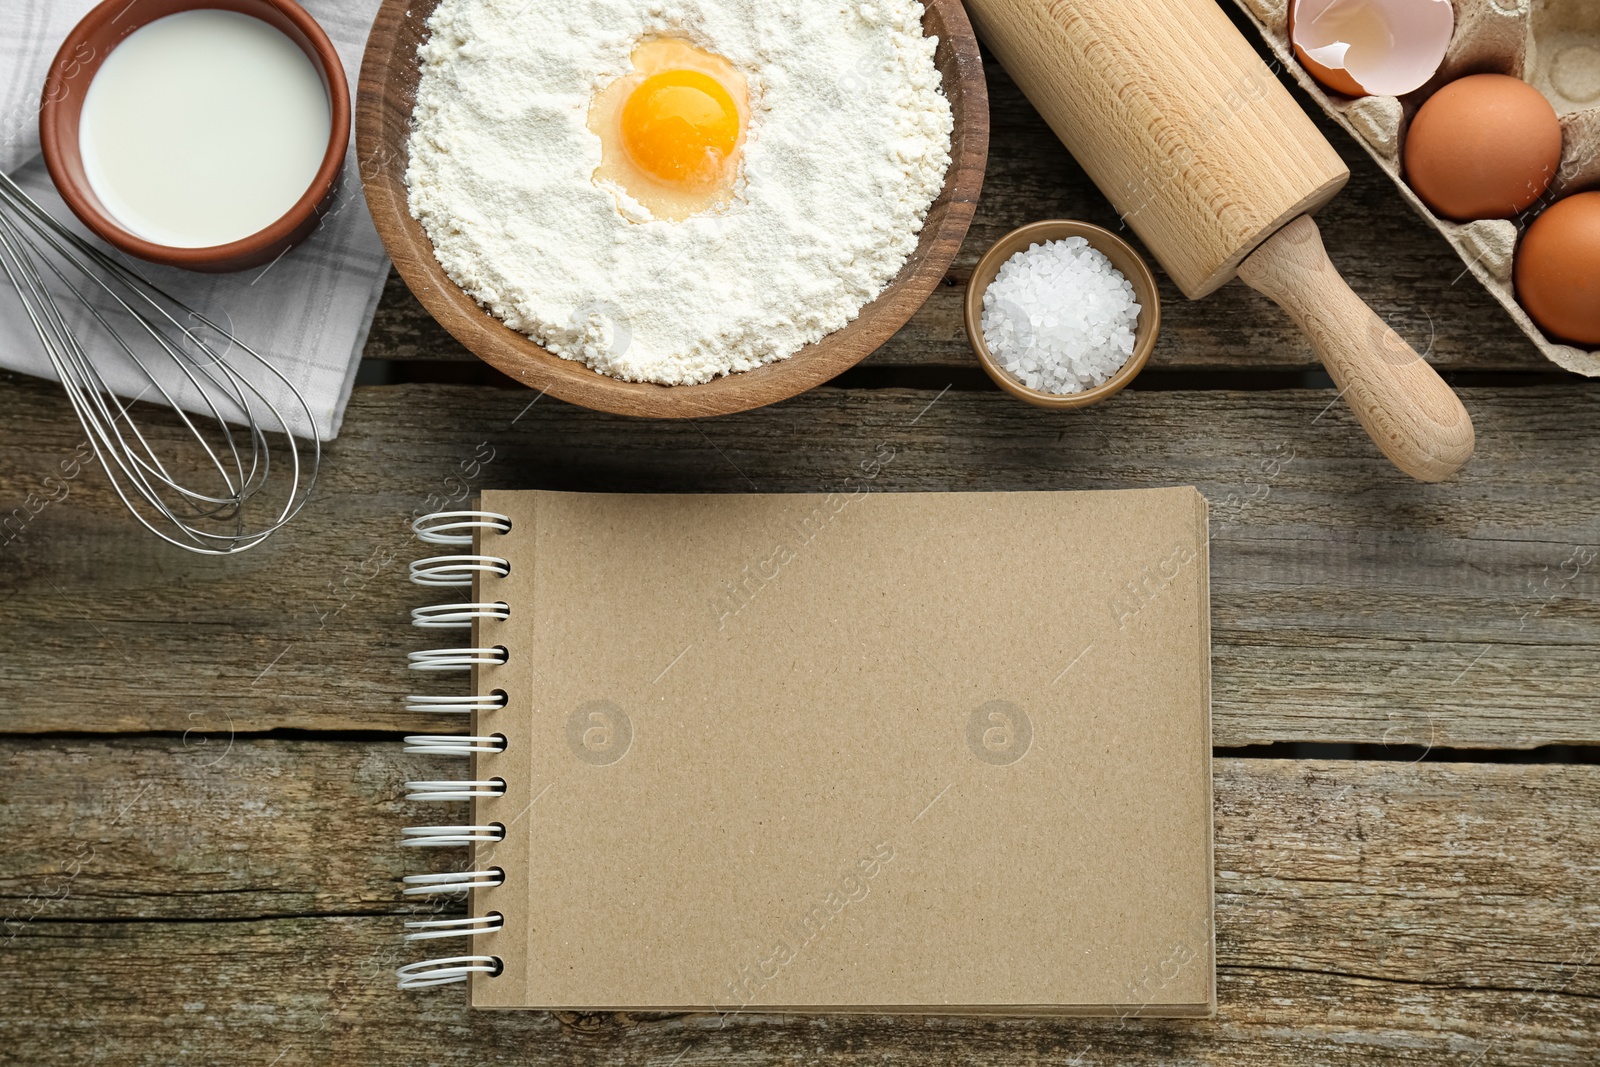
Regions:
[[1290, 0, 1455, 98]]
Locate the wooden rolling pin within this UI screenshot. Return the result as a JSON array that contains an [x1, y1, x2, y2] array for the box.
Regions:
[[964, 0, 1475, 482]]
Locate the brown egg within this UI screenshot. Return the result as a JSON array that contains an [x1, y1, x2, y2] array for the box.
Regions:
[[1404, 74, 1562, 221], [1516, 192, 1600, 347]]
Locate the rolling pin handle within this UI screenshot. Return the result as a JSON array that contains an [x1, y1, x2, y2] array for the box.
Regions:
[[1237, 216, 1475, 483]]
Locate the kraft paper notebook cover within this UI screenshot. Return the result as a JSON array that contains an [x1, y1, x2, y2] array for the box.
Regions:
[[430, 487, 1213, 1014]]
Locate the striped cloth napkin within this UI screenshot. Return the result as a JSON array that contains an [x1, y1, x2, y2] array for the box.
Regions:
[[0, 0, 388, 440]]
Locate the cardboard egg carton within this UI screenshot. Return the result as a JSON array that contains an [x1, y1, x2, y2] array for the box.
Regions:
[[1232, 0, 1600, 376]]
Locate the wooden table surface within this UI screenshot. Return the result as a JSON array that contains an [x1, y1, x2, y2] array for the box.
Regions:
[[3, 33, 1599, 1067]]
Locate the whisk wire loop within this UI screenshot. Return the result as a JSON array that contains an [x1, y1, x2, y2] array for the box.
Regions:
[[0, 171, 321, 554]]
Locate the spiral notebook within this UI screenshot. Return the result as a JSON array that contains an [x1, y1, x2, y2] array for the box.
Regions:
[[401, 487, 1214, 1015]]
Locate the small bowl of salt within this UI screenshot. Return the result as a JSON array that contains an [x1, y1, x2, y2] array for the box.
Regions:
[[964, 220, 1160, 409]]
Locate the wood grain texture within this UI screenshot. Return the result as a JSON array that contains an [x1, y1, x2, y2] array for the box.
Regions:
[[3, 749, 1597, 1063], [946, 0, 1480, 483], [355, 0, 987, 418], [962, 0, 1348, 298], [1238, 216, 1475, 482], [1, 376, 1597, 747], [2, 11, 1590, 1063], [362, 72, 1557, 377]]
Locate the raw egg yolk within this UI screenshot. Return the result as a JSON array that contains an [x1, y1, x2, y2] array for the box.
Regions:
[[621, 71, 741, 188], [588, 39, 748, 222]]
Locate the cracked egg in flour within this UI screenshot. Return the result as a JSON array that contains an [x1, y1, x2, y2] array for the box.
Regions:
[[587, 38, 750, 222], [406, 0, 953, 386]]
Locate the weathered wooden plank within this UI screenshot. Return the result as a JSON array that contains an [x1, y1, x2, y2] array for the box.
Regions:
[[361, 70, 1553, 376], [3, 752, 1597, 1064], [0, 737, 409, 920], [1, 376, 1596, 745]]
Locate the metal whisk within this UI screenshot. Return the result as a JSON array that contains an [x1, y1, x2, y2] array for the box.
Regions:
[[0, 171, 319, 555]]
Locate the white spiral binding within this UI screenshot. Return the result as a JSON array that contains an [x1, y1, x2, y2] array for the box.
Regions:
[[403, 735, 506, 755], [402, 869, 504, 896], [403, 693, 507, 714], [404, 778, 506, 802], [412, 602, 510, 629], [396, 957, 501, 990], [401, 825, 505, 847], [407, 647, 507, 671], [410, 555, 509, 588], [404, 913, 504, 940], [413, 510, 512, 546], [400, 510, 510, 991]]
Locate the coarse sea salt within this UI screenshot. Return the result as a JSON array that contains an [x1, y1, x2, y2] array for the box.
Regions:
[[980, 237, 1141, 395]]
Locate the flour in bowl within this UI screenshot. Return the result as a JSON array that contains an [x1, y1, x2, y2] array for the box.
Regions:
[[406, 0, 953, 385]]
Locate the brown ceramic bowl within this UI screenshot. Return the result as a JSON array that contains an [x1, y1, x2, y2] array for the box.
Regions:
[[38, 0, 351, 273], [964, 220, 1161, 409], [356, 0, 988, 419]]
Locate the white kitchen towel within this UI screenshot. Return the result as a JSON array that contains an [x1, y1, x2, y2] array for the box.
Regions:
[[0, 0, 389, 440]]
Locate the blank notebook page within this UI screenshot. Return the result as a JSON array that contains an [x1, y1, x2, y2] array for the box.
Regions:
[[465, 487, 1213, 1014]]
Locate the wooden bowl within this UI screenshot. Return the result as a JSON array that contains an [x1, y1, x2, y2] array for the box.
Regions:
[[356, 0, 988, 418], [39, 0, 350, 273], [964, 220, 1161, 410]]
